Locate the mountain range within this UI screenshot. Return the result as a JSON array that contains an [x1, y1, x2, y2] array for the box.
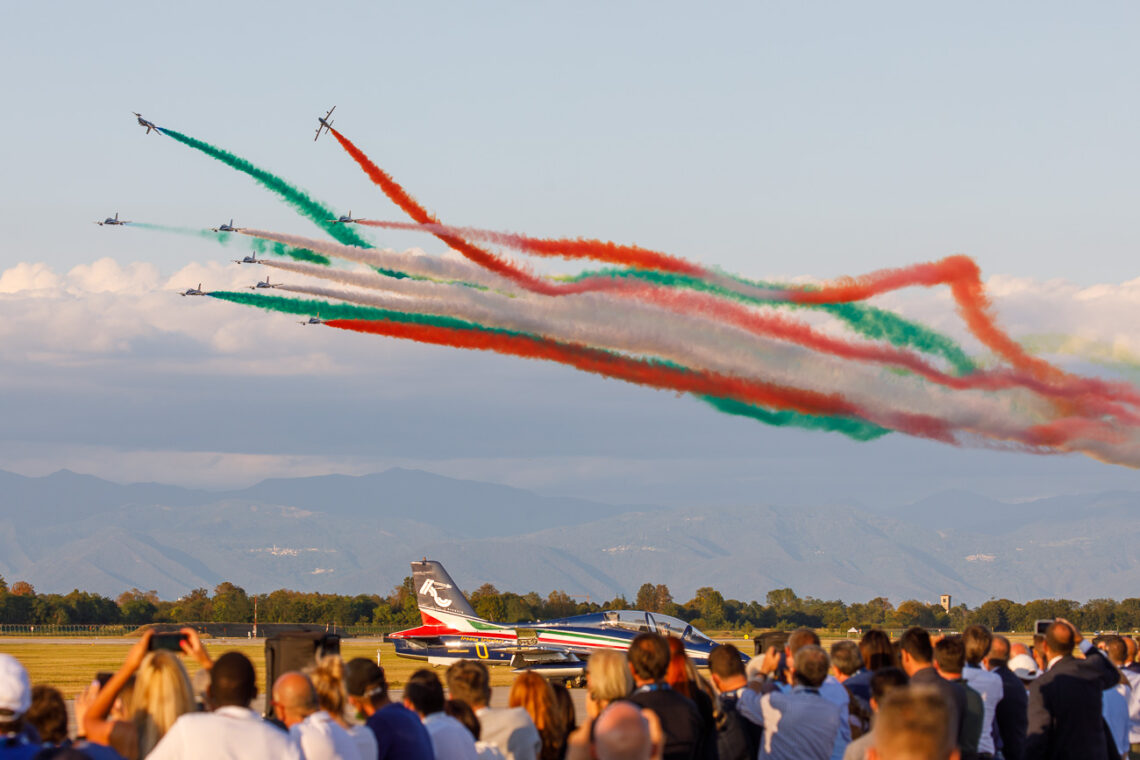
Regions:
[[1, 468, 1138, 605]]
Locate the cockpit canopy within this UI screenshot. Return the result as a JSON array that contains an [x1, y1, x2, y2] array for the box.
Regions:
[[599, 610, 715, 645]]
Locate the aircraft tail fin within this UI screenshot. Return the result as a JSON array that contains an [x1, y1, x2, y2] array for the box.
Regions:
[[411, 559, 479, 620]]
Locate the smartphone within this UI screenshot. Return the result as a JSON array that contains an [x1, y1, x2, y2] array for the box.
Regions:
[[1035, 619, 1053, 635], [95, 671, 114, 688], [149, 632, 189, 652]]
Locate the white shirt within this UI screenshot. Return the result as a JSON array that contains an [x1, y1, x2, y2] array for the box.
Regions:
[[963, 664, 1003, 755], [422, 711, 479, 760], [147, 705, 304, 760], [290, 710, 363, 760], [348, 723, 379, 760], [475, 706, 541, 760], [1120, 667, 1140, 743]]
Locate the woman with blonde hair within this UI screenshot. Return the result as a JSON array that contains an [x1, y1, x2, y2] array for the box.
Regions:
[[306, 654, 378, 760], [81, 628, 207, 759], [508, 670, 565, 760], [584, 649, 632, 717]]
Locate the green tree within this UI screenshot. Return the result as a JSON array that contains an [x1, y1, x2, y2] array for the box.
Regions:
[[212, 582, 253, 623]]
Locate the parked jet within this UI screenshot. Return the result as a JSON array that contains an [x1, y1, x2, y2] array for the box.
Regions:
[[389, 560, 738, 680], [329, 210, 357, 225], [250, 276, 279, 289], [134, 113, 161, 135], [314, 106, 335, 141], [212, 219, 243, 233], [181, 283, 206, 297], [95, 212, 130, 226]]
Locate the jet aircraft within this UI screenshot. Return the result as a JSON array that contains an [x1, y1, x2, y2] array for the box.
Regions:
[[389, 560, 739, 680], [250, 276, 279, 289], [314, 106, 335, 141], [212, 219, 244, 233], [95, 212, 130, 226], [232, 252, 262, 264], [329, 210, 358, 225], [180, 283, 206, 297], [299, 315, 323, 326], [134, 113, 161, 135]]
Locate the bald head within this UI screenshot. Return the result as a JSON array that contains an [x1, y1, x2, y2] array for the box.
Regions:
[[272, 672, 317, 728], [1126, 637, 1138, 664], [1044, 621, 1076, 658], [989, 636, 1010, 662], [594, 702, 653, 760], [1009, 642, 1029, 658]]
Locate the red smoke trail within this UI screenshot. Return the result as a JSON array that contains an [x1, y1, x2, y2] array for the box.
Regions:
[[355, 220, 705, 275], [324, 318, 957, 443]]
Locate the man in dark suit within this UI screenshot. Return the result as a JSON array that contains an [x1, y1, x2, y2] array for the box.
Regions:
[[899, 627, 966, 754], [1025, 618, 1120, 759], [983, 635, 1028, 760], [627, 632, 703, 760]]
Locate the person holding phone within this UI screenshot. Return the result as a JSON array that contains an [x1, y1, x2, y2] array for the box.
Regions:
[[80, 628, 210, 759]]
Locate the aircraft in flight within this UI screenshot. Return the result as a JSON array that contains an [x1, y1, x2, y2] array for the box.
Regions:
[[180, 284, 206, 297], [212, 219, 244, 233], [250, 276, 279, 289], [389, 560, 739, 680], [95, 212, 130, 226], [133, 113, 161, 135], [328, 210, 358, 225], [232, 252, 262, 264], [314, 106, 335, 142], [299, 315, 323, 326]]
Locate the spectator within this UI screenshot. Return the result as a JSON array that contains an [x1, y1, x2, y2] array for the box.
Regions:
[[961, 625, 1002, 760], [846, 631, 894, 706], [404, 668, 478, 760], [707, 644, 761, 760], [899, 627, 963, 754], [350, 660, 431, 760], [592, 702, 657, 760], [739, 644, 842, 760], [508, 672, 565, 760], [83, 629, 202, 759], [146, 651, 302, 759], [1025, 619, 1120, 759], [841, 667, 908, 760], [831, 641, 872, 740], [626, 633, 702, 760], [584, 652, 633, 718], [1006, 654, 1041, 686], [933, 636, 982, 760], [446, 660, 540, 760], [272, 671, 361, 760], [868, 686, 959, 760], [549, 683, 576, 755], [445, 699, 505, 760], [0, 654, 40, 759], [1124, 638, 1140, 675], [26, 686, 68, 746], [982, 635, 1027, 760], [308, 656, 377, 760], [663, 638, 716, 760], [1097, 636, 1135, 760]]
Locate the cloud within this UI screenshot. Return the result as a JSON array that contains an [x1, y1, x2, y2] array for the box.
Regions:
[[0, 262, 61, 294]]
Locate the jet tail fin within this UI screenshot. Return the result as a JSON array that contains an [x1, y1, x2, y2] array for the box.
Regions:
[[411, 559, 479, 621]]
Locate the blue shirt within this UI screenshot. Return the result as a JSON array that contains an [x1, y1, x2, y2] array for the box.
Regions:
[[739, 685, 842, 760], [366, 702, 434, 760]]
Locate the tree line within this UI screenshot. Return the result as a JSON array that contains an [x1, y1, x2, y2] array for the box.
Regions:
[[0, 575, 1137, 633]]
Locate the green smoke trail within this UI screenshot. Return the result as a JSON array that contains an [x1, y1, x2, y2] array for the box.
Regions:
[[160, 128, 372, 249], [133, 223, 330, 265], [565, 268, 977, 375], [210, 291, 893, 440]]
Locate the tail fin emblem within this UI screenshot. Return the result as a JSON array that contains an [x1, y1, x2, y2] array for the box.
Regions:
[[420, 578, 454, 608]]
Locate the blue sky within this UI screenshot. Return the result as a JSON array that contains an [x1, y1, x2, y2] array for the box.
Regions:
[[0, 2, 1137, 503]]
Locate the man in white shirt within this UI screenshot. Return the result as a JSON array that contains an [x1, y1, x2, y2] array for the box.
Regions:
[[273, 671, 362, 760], [446, 660, 540, 760], [147, 651, 303, 760], [962, 625, 1003, 759], [405, 668, 479, 760]]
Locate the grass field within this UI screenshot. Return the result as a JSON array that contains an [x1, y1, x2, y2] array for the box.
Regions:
[[0, 639, 528, 699]]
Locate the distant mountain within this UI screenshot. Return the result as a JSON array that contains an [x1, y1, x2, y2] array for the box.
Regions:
[[1, 468, 1138, 604]]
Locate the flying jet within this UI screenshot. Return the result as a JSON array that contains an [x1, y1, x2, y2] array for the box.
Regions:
[[95, 212, 130, 226], [249, 276, 279, 289], [180, 283, 206, 297], [299, 315, 323, 326], [389, 560, 740, 681], [232, 252, 262, 265], [133, 113, 161, 135], [314, 106, 335, 142], [212, 219, 244, 233], [328, 210, 358, 225]]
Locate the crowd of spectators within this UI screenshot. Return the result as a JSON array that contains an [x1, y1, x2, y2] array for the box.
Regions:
[[2, 618, 1138, 759]]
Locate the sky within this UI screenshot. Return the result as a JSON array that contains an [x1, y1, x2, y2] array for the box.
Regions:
[[0, 1, 1138, 507]]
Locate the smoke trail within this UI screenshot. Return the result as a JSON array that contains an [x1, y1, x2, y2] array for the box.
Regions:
[[703, 396, 889, 441], [131, 222, 331, 265], [159, 127, 371, 249]]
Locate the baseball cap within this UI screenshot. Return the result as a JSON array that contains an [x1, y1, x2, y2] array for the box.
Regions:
[[1008, 653, 1040, 681], [0, 654, 31, 717]]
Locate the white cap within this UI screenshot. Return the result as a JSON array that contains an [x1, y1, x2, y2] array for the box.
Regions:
[[0, 654, 30, 717], [1008, 652, 1040, 681]]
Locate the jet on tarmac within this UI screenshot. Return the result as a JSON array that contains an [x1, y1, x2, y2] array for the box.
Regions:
[[95, 212, 130, 226], [314, 106, 335, 141], [134, 113, 162, 135]]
